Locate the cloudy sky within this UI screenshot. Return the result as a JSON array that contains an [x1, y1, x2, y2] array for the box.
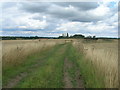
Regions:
[[1, 0, 119, 37]]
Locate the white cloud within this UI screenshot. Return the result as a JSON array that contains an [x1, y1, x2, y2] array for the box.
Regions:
[[17, 18, 48, 29], [2, 7, 48, 30], [56, 22, 80, 32], [1, 2, 118, 37], [86, 22, 115, 32], [90, 5, 110, 17]]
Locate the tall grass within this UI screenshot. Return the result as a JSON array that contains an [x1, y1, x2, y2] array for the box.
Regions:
[[73, 40, 118, 88], [2, 39, 65, 67]]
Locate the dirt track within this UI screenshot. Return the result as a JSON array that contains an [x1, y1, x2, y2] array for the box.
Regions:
[[63, 58, 84, 88]]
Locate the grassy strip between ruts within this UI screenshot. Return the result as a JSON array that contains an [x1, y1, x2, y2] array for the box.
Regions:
[[3, 44, 64, 87], [64, 43, 79, 88], [14, 44, 67, 88]]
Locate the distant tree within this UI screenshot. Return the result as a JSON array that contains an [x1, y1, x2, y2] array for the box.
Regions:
[[35, 36, 38, 39], [93, 36, 96, 39], [72, 34, 85, 38], [86, 36, 92, 39], [58, 36, 64, 39]]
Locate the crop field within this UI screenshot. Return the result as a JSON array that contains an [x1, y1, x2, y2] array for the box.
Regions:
[[2, 39, 118, 88]]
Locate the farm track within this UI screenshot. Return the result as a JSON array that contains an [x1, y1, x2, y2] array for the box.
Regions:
[[3, 43, 84, 88]]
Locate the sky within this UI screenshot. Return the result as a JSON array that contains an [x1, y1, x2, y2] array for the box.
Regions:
[[0, 0, 119, 37]]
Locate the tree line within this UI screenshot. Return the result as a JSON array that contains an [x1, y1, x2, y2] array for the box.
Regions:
[[1, 34, 118, 40]]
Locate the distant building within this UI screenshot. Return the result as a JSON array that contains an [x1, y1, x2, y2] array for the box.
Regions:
[[62, 33, 69, 37]]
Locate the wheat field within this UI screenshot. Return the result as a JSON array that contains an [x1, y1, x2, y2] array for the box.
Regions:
[[73, 39, 118, 88], [2, 39, 65, 67]]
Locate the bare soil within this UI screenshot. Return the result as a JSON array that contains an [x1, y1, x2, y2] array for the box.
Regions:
[[4, 72, 27, 88], [63, 58, 73, 88], [3, 59, 45, 88], [63, 58, 84, 88]]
